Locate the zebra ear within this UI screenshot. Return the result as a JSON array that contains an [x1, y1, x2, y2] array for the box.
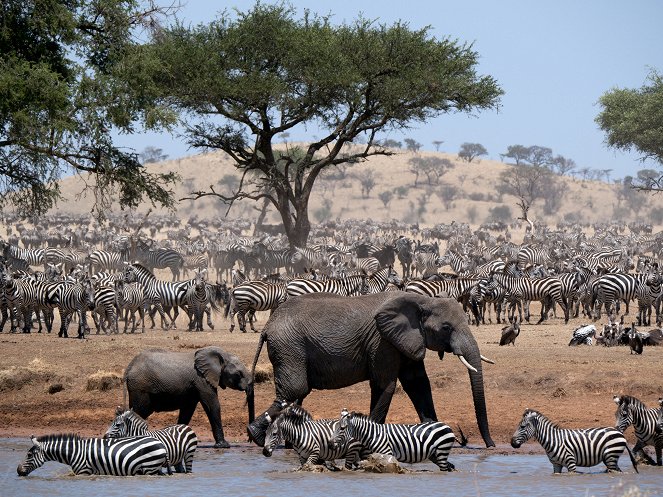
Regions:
[[374, 294, 426, 361], [30, 435, 38, 446], [115, 405, 124, 416], [194, 346, 225, 388], [613, 395, 621, 404]]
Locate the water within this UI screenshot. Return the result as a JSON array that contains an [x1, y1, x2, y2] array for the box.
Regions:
[[1, 439, 660, 497]]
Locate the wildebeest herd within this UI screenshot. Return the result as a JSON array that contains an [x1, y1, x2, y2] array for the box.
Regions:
[[5, 214, 663, 476]]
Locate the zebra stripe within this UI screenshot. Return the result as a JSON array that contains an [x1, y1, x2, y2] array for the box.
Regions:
[[1, 242, 44, 266], [262, 404, 361, 469], [185, 270, 211, 331], [136, 242, 185, 281], [227, 280, 287, 332], [105, 408, 198, 473], [286, 274, 367, 298], [17, 433, 169, 476], [590, 273, 652, 320], [511, 409, 638, 474], [88, 250, 129, 273], [490, 273, 569, 324], [614, 395, 663, 466], [333, 410, 456, 471], [53, 278, 96, 338], [364, 266, 403, 293], [114, 280, 146, 333]]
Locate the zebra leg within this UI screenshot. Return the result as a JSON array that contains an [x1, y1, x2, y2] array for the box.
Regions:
[[603, 453, 622, 472], [432, 446, 454, 471], [205, 305, 214, 330]]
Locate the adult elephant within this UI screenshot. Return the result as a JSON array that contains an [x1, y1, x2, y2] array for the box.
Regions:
[[248, 292, 495, 448], [124, 346, 254, 448]]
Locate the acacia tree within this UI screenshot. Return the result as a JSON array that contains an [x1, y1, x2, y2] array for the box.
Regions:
[[0, 0, 179, 217], [132, 4, 502, 247], [596, 68, 663, 191], [458, 142, 487, 163]]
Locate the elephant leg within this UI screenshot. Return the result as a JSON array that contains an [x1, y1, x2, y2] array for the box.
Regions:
[[198, 397, 229, 449], [398, 360, 437, 422], [368, 378, 397, 423]]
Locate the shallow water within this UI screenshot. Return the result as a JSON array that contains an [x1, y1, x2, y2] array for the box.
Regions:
[[1, 439, 660, 497]]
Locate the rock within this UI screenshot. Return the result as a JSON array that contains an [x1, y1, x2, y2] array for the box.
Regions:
[[359, 453, 408, 474]]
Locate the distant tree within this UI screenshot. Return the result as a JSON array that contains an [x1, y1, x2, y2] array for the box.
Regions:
[[596, 68, 663, 190], [404, 138, 422, 153], [394, 185, 409, 199], [577, 167, 591, 182], [409, 156, 451, 186], [601, 169, 613, 183], [466, 205, 478, 224], [488, 205, 512, 223], [437, 184, 458, 210], [313, 198, 333, 223], [501, 145, 530, 166], [432, 140, 444, 151], [218, 174, 240, 195], [458, 142, 487, 163], [355, 168, 379, 198], [381, 139, 403, 149], [527, 146, 554, 168], [140, 146, 169, 164], [550, 155, 576, 176], [379, 190, 394, 208]]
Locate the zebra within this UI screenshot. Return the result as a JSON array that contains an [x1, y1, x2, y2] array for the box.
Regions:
[[104, 407, 198, 473], [591, 273, 652, 320], [490, 273, 569, 324], [114, 279, 146, 333], [364, 265, 403, 293], [510, 409, 638, 474], [636, 272, 663, 326], [135, 241, 185, 281], [185, 270, 211, 331], [123, 263, 187, 329], [88, 249, 129, 273], [395, 236, 414, 279], [227, 280, 287, 332], [1, 242, 44, 267], [331, 409, 456, 471], [52, 277, 96, 338], [262, 404, 361, 470], [90, 282, 118, 334], [614, 395, 663, 466], [182, 253, 209, 278], [17, 433, 169, 476], [286, 273, 367, 298]]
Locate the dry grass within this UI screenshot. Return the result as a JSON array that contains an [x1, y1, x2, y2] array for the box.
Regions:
[[253, 364, 273, 384], [85, 371, 123, 392], [0, 359, 56, 392]]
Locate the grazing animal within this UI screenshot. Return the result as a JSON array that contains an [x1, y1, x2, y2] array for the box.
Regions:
[[262, 404, 361, 469], [332, 409, 456, 471], [511, 409, 638, 474], [614, 395, 663, 465], [105, 407, 198, 473], [17, 433, 169, 476], [499, 316, 520, 346]]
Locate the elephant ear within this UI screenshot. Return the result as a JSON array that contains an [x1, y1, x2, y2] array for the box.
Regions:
[[194, 347, 226, 389], [374, 294, 426, 361]]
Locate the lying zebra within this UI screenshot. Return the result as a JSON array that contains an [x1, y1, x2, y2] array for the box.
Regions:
[[105, 407, 198, 473], [331, 409, 456, 471], [262, 404, 361, 470], [614, 394, 663, 465], [17, 433, 169, 476], [511, 409, 638, 474]]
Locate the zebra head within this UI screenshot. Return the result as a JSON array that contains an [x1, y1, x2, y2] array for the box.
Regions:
[[386, 265, 403, 288], [104, 406, 131, 438], [330, 408, 353, 450], [17, 435, 46, 476], [614, 395, 635, 432], [510, 409, 539, 448]]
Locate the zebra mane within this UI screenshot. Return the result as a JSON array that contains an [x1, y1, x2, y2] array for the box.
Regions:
[[280, 404, 313, 423], [36, 433, 82, 443], [128, 263, 154, 278], [122, 409, 148, 429], [617, 395, 645, 408], [523, 409, 561, 430]]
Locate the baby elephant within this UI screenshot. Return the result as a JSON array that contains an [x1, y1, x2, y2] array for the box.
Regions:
[[511, 409, 638, 474], [331, 409, 456, 471]]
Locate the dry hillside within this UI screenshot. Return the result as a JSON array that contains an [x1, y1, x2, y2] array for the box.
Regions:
[[45, 145, 663, 230]]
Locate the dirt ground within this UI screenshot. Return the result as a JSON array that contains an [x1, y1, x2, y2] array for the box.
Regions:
[[1, 302, 661, 455]]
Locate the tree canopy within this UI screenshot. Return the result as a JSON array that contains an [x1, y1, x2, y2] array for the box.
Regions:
[[131, 3, 502, 246], [596, 68, 663, 191], [0, 0, 178, 217]]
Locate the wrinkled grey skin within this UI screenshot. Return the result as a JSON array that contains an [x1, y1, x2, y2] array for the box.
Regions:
[[249, 292, 494, 448], [124, 346, 254, 448]]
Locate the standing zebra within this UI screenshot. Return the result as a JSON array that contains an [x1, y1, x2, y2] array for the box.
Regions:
[[490, 273, 569, 324], [590, 273, 651, 320], [105, 407, 198, 473], [262, 404, 361, 469], [185, 270, 211, 331], [135, 241, 185, 281], [614, 395, 663, 465], [227, 280, 287, 333], [332, 409, 456, 471], [88, 249, 129, 273], [114, 280, 146, 333], [53, 277, 96, 338], [286, 273, 367, 298], [1, 242, 44, 267], [510, 409, 638, 474], [17, 433, 169, 476]]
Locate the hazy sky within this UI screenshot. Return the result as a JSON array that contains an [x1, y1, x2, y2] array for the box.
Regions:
[[119, 0, 663, 179]]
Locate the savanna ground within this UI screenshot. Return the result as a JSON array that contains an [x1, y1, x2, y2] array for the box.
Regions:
[[1, 297, 661, 457]]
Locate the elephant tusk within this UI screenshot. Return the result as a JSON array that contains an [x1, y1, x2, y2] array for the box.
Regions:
[[480, 354, 495, 364], [458, 355, 478, 373]]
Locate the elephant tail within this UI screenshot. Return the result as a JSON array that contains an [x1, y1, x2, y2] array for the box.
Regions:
[[250, 330, 267, 382]]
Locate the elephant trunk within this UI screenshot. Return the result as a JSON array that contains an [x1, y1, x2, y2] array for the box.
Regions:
[[453, 341, 495, 448]]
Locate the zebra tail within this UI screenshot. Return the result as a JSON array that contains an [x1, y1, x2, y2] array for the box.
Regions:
[[455, 425, 468, 447], [250, 330, 267, 382], [626, 444, 639, 473], [223, 296, 232, 319]]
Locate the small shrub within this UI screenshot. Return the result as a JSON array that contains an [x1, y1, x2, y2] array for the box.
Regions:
[[86, 371, 123, 392]]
